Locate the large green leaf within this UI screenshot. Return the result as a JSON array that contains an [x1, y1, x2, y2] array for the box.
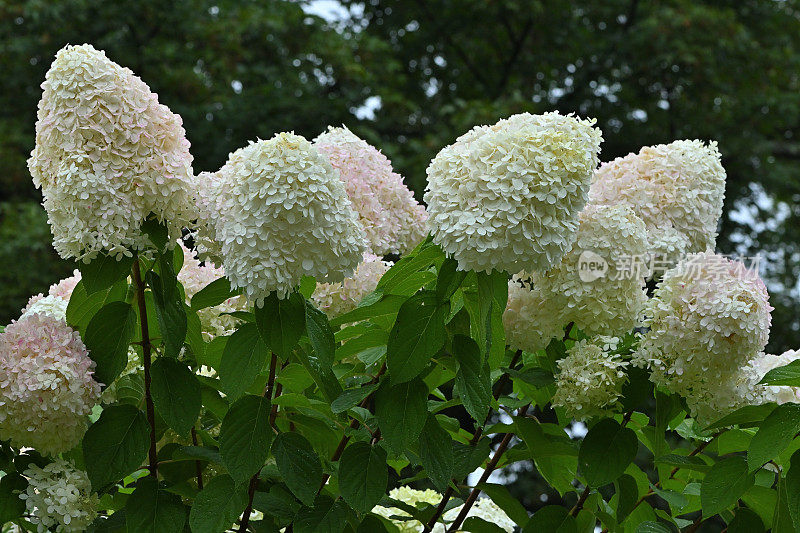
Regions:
[[190, 277, 237, 311], [436, 257, 467, 302], [218, 323, 270, 400], [149, 358, 201, 436], [125, 476, 186, 533], [338, 441, 388, 513], [0, 473, 26, 524], [66, 279, 128, 336], [615, 473, 639, 523], [419, 414, 454, 491], [82, 404, 149, 489], [255, 290, 306, 358], [375, 378, 429, 453], [294, 497, 350, 533], [701, 456, 755, 517], [577, 419, 638, 486], [759, 360, 800, 386], [82, 301, 137, 386], [331, 384, 380, 414], [522, 505, 577, 532], [300, 302, 343, 402], [452, 335, 491, 422], [728, 507, 765, 533], [748, 403, 800, 470], [146, 262, 187, 358], [219, 395, 273, 484], [79, 253, 133, 295], [786, 449, 800, 530], [271, 432, 322, 506], [387, 291, 447, 384], [189, 475, 248, 533]]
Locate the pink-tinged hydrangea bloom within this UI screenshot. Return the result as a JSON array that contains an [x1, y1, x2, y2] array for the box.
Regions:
[[177, 243, 247, 339], [28, 44, 194, 261], [552, 336, 628, 420], [590, 140, 726, 265], [23, 270, 82, 314], [0, 315, 101, 456], [21, 459, 98, 532], [195, 133, 366, 303], [504, 204, 649, 353], [314, 126, 428, 255], [311, 253, 391, 318], [634, 251, 772, 421], [425, 112, 602, 274]]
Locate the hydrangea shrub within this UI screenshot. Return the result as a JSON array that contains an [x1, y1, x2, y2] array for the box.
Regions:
[[1, 44, 798, 533]]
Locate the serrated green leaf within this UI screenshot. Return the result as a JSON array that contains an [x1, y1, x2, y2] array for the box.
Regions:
[[219, 324, 270, 400], [578, 419, 638, 487], [79, 254, 133, 295], [387, 291, 447, 384], [125, 476, 186, 532], [522, 505, 577, 532], [339, 442, 388, 513], [255, 291, 306, 358], [419, 414, 454, 491], [149, 358, 201, 436], [219, 395, 272, 484], [748, 403, 800, 470], [375, 378, 429, 453], [189, 475, 248, 533], [190, 276, 237, 311], [82, 404, 149, 489], [83, 301, 137, 385], [701, 456, 755, 517], [331, 384, 379, 414], [272, 432, 322, 506], [452, 334, 491, 422]]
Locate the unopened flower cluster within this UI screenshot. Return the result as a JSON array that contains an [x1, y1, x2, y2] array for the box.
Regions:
[[504, 204, 649, 353], [590, 140, 726, 266], [425, 112, 602, 274], [314, 126, 428, 255], [0, 315, 102, 455], [372, 486, 513, 532], [28, 44, 193, 260], [21, 460, 98, 532], [194, 133, 366, 303], [552, 336, 628, 420], [311, 253, 391, 318], [634, 251, 772, 421]]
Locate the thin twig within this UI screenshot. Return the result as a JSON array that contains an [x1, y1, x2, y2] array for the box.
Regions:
[[570, 485, 591, 517], [131, 255, 158, 478], [191, 426, 203, 490]]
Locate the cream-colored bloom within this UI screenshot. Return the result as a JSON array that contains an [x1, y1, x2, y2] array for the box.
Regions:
[[28, 44, 193, 260], [443, 498, 515, 533], [195, 133, 366, 304], [21, 460, 98, 532], [425, 112, 602, 274], [372, 487, 442, 532], [20, 294, 69, 321]]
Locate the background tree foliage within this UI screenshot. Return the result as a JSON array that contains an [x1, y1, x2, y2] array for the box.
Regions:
[[1, 0, 798, 343]]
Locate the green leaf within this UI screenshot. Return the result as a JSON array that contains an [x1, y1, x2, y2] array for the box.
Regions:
[[329, 294, 405, 328], [706, 403, 778, 430], [514, 417, 578, 458], [146, 265, 187, 358], [149, 358, 201, 436], [786, 449, 800, 530], [219, 395, 273, 484], [748, 403, 800, 470], [190, 277, 237, 311], [82, 404, 149, 489], [79, 253, 133, 295], [578, 419, 638, 487], [141, 219, 169, 251], [338, 441, 388, 513], [523, 505, 577, 532], [615, 473, 638, 523], [376, 242, 443, 292], [728, 507, 765, 533], [634, 522, 672, 533], [375, 378, 429, 453], [301, 303, 343, 402], [452, 334, 491, 422], [478, 483, 530, 526], [0, 473, 27, 524], [331, 384, 380, 414], [219, 324, 270, 400], [419, 415, 454, 491], [255, 291, 306, 358], [462, 517, 508, 533], [453, 439, 491, 479], [294, 497, 350, 533], [773, 475, 796, 533], [272, 432, 322, 506], [83, 301, 137, 386], [189, 475, 248, 533], [387, 291, 447, 384], [66, 279, 128, 336], [653, 454, 710, 472], [701, 456, 755, 517], [436, 258, 467, 302], [759, 360, 800, 386], [125, 476, 187, 533]]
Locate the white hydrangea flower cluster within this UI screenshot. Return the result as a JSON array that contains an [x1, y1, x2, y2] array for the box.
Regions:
[[28, 44, 194, 260], [371, 487, 514, 532], [0, 315, 102, 455], [425, 112, 602, 274], [634, 251, 773, 421], [551, 336, 628, 420], [177, 243, 247, 339], [20, 295, 69, 322], [23, 270, 82, 316], [314, 126, 428, 255], [311, 253, 391, 318], [193, 132, 366, 303], [589, 140, 726, 266], [503, 204, 649, 353], [20, 460, 98, 532]]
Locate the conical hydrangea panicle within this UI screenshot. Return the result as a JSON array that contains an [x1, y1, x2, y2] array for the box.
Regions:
[[311, 253, 391, 318], [314, 126, 428, 255], [424, 112, 602, 274], [0, 314, 102, 455], [634, 251, 772, 421], [28, 44, 194, 260], [552, 336, 628, 420], [589, 139, 726, 266], [195, 132, 366, 303], [21, 459, 99, 532], [504, 204, 649, 353]]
